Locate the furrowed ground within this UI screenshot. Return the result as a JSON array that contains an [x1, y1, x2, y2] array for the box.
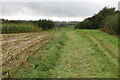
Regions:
[[2, 32, 54, 78], [1, 27, 118, 78]]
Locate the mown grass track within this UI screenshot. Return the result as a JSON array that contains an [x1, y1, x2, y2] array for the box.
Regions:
[[49, 29, 118, 78]]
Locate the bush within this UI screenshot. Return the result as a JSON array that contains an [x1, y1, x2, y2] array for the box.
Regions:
[[75, 7, 119, 35], [38, 19, 55, 30], [75, 7, 116, 29], [102, 13, 119, 35]]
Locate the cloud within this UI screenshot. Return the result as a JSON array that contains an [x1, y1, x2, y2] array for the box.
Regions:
[[1, 1, 119, 21], [1, 0, 119, 2]]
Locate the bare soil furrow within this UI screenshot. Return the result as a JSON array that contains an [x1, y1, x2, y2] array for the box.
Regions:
[[2, 33, 52, 67], [2, 35, 54, 78]]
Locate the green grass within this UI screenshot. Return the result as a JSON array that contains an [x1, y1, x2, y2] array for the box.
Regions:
[[75, 29, 118, 77], [47, 29, 118, 78], [2, 23, 41, 34], [24, 31, 68, 78], [25, 28, 118, 78]]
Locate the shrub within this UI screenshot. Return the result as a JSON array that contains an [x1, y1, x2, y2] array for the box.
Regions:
[[75, 7, 116, 29], [102, 13, 119, 35], [75, 7, 119, 35], [38, 19, 55, 30]]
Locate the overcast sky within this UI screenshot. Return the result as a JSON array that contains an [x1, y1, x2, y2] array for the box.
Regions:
[[0, 0, 119, 21]]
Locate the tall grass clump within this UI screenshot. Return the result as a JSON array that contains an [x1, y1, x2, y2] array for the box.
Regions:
[[102, 14, 119, 35], [2, 23, 41, 34]]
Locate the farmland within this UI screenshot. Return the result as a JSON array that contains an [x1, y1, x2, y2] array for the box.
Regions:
[[2, 23, 41, 34], [1, 27, 118, 78]]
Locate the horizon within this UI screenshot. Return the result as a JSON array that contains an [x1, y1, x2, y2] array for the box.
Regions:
[[1, 18, 80, 22]]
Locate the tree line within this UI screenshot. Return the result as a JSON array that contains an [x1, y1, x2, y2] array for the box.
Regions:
[[1, 19, 55, 33], [75, 7, 119, 35]]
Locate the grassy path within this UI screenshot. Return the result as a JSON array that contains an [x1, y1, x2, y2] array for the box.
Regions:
[[25, 28, 118, 78], [49, 29, 118, 78]]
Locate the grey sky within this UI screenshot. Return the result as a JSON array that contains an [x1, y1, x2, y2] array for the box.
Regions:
[[1, 0, 119, 21]]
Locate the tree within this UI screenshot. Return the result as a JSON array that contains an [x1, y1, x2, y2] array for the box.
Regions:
[[75, 7, 116, 29], [38, 19, 55, 30]]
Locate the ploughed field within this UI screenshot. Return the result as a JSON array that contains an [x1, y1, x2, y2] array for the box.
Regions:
[[1, 27, 118, 78], [1, 32, 53, 78]]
